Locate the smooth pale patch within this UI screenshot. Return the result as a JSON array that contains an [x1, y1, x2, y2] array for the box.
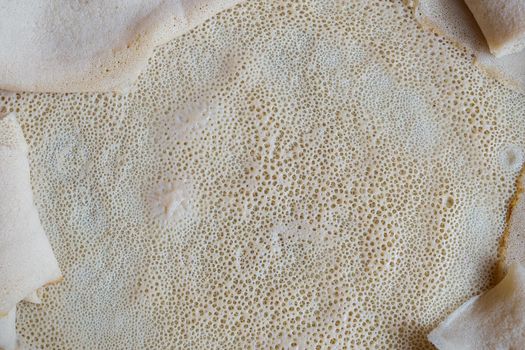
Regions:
[[428, 263, 525, 350], [0, 308, 16, 350], [464, 0, 525, 57], [0, 0, 243, 93], [22, 290, 41, 305], [414, 0, 525, 93], [0, 113, 62, 316], [148, 180, 194, 226]]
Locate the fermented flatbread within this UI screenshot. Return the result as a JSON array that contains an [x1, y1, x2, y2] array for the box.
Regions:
[[0, 0, 243, 93], [464, 0, 525, 57], [428, 263, 525, 349], [414, 0, 525, 93], [2, 0, 525, 348], [500, 165, 525, 277], [0, 308, 16, 350], [22, 291, 41, 305], [0, 292, 42, 350], [0, 113, 62, 316]]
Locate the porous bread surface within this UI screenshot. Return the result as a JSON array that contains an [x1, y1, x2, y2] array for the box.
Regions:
[[2, 0, 525, 348], [414, 0, 525, 93]]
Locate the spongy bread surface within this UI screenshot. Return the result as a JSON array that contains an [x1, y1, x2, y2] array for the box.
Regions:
[[2, 0, 525, 348]]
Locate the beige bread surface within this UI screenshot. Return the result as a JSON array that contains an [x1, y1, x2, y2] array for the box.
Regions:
[[2, 0, 525, 348]]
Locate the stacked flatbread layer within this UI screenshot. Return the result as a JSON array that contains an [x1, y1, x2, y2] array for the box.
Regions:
[[1, 0, 525, 348], [414, 0, 525, 93], [0, 113, 62, 350]]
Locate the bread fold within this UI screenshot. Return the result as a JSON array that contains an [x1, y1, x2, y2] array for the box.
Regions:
[[429, 263, 525, 349], [0, 0, 244, 92], [0, 113, 62, 317], [465, 0, 525, 57]]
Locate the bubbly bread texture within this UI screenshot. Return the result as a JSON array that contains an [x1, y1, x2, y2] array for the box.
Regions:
[[0, 113, 62, 316], [429, 263, 525, 349], [414, 0, 525, 93], [0, 0, 243, 93], [2, 0, 525, 348], [464, 0, 525, 57]]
